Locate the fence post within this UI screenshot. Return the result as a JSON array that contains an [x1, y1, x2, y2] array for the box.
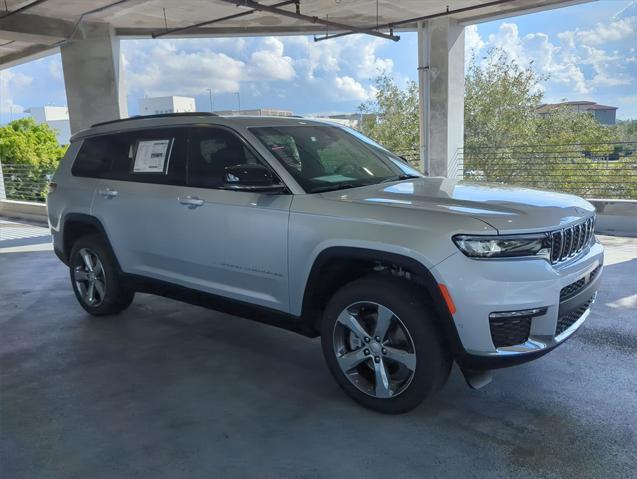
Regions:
[[0, 160, 6, 200]]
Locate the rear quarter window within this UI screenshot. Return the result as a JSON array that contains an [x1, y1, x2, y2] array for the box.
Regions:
[[71, 135, 116, 178]]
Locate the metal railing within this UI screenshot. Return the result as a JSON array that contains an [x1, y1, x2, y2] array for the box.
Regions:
[[1, 141, 635, 202], [399, 142, 637, 200], [0, 162, 55, 203]]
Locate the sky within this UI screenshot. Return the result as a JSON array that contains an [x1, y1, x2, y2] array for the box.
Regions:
[[0, 0, 636, 124]]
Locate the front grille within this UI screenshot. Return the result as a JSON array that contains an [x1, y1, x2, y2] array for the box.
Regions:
[[550, 216, 595, 265], [559, 265, 602, 301], [556, 296, 594, 336], [490, 317, 532, 348]]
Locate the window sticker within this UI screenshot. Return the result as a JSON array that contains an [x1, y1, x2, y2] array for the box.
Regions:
[[133, 139, 173, 173]]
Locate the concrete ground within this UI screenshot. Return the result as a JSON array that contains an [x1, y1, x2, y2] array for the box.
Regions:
[[1, 219, 636, 479]]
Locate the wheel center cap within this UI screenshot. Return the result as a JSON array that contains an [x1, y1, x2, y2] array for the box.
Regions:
[[370, 342, 382, 354]]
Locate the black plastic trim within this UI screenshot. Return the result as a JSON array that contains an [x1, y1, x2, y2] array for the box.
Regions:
[[60, 213, 121, 270], [91, 112, 218, 128], [558, 264, 602, 317], [302, 247, 466, 357], [123, 274, 317, 337]]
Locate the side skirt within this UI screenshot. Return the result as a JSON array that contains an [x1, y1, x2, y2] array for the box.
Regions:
[[123, 273, 320, 338]]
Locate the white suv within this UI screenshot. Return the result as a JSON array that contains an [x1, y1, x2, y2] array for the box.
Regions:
[[47, 113, 603, 413]]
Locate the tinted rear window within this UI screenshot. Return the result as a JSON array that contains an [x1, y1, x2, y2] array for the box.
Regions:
[[71, 136, 115, 178], [71, 129, 187, 185]]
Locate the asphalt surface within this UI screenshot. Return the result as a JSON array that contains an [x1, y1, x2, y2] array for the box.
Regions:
[[1, 221, 636, 479]]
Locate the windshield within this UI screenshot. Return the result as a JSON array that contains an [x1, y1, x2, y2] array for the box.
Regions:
[[249, 125, 421, 193]]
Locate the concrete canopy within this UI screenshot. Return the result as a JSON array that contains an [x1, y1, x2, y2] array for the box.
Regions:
[[1, 0, 585, 68]]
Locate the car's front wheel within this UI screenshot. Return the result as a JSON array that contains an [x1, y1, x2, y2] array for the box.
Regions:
[[69, 235, 135, 315], [321, 276, 451, 414]]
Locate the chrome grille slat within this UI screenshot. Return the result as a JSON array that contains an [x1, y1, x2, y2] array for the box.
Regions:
[[550, 216, 595, 265]]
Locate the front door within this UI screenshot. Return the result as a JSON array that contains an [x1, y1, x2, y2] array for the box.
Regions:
[[165, 126, 292, 312]]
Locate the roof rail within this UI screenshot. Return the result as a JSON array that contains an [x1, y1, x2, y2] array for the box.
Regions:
[[91, 112, 218, 128]]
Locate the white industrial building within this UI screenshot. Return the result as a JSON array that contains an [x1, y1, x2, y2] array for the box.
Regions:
[[138, 96, 196, 116], [25, 106, 71, 145]]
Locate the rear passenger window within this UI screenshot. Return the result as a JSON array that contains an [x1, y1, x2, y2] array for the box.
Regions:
[[72, 128, 187, 185], [106, 128, 187, 185]]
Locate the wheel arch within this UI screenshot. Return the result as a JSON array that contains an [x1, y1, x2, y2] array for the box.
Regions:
[[61, 213, 121, 272], [300, 246, 464, 357]]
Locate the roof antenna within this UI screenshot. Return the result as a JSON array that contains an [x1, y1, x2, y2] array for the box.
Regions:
[[163, 8, 168, 32]]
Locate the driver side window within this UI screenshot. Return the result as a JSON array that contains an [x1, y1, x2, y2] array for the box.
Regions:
[[187, 127, 260, 189]]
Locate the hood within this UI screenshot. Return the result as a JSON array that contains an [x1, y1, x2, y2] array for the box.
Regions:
[[320, 177, 595, 233]]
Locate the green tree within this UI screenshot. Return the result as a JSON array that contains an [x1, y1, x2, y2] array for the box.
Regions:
[[358, 73, 419, 160], [0, 117, 66, 169], [462, 48, 629, 198], [0, 118, 67, 201], [465, 49, 546, 149]]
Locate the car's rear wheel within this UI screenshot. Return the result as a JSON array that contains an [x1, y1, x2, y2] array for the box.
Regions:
[[321, 276, 451, 414], [69, 235, 134, 315]]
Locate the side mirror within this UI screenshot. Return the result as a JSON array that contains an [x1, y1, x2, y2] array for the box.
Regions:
[[223, 164, 285, 192]]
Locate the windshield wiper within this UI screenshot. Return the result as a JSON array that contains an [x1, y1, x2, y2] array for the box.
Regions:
[[310, 183, 363, 193], [380, 174, 420, 183]]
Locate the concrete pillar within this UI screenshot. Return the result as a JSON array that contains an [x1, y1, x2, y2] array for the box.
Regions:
[[0, 161, 6, 200], [60, 22, 127, 133], [417, 21, 430, 174], [427, 17, 465, 179]]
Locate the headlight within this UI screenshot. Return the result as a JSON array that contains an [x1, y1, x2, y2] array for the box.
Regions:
[[453, 234, 551, 260]]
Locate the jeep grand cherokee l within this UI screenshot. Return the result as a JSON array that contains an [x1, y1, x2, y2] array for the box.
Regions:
[[47, 113, 603, 413]]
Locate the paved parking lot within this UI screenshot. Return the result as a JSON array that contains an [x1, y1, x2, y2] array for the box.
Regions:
[[1, 220, 636, 479]]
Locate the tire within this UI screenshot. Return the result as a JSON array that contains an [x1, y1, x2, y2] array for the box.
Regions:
[[69, 234, 135, 316], [320, 275, 451, 414]]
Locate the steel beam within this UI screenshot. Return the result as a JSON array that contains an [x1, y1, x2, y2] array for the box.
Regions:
[[219, 0, 399, 42]]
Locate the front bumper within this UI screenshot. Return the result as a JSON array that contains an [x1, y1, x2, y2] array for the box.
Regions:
[[434, 240, 604, 370]]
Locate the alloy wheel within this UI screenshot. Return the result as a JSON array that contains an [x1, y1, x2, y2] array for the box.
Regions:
[[73, 248, 106, 307], [332, 301, 417, 399]]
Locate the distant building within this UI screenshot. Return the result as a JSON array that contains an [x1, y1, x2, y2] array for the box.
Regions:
[[25, 106, 71, 145], [535, 101, 618, 125], [139, 96, 196, 115], [214, 108, 294, 117]]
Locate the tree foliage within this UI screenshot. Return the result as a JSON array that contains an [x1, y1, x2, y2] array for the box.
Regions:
[[358, 48, 634, 198], [465, 49, 546, 149], [0, 117, 66, 169], [0, 118, 67, 201], [358, 73, 419, 159]]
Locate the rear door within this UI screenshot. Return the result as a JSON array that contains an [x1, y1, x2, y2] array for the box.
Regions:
[[91, 127, 190, 279]]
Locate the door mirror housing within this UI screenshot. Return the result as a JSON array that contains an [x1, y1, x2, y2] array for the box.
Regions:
[[223, 164, 285, 192]]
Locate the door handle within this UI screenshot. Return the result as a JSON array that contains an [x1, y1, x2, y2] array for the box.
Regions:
[[178, 195, 204, 208], [98, 187, 118, 198]]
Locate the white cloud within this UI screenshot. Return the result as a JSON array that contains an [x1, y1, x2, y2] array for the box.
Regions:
[[247, 37, 295, 81], [332, 76, 375, 101], [0, 70, 32, 115], [560, 17, 636, 46], [469, 13, 636, 97], [49, 59, 63, 80], [122, 33, 392, 109], [125, 41, 247, 96], [618, 94, 637, 104], [465, 25, 485, 57]]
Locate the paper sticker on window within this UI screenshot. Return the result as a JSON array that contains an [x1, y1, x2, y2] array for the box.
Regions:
[[133, 139, 173, 173]]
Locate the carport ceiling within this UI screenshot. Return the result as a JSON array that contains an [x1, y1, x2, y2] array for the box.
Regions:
[[0, 0, 586, 67]]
